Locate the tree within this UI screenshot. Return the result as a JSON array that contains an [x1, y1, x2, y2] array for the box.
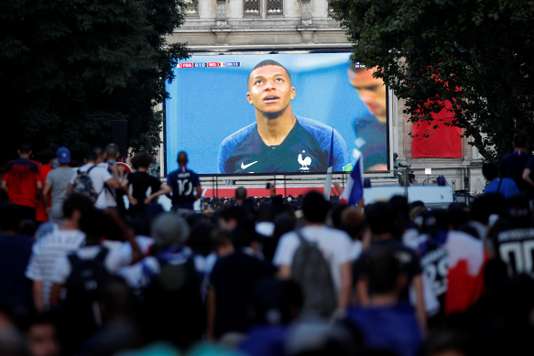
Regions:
[[0, 0, 188, 163], [331, 0, 534, 160]]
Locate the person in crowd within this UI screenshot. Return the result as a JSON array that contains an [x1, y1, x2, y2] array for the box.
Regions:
[[354, 201, 427, 333], [104, 143, 129, 214], [239, 279, 303, 356], [0, 204, 34, 317], [487, 194, 534, 277], [70, 146, 120, 210], [43, 147, 75, 221], [1, 143, 42, 221], [500, 133, 532, 192], [346, 248, 422, 356], [140, 213, 204, 350], [482, 161, 520, 198], [274, 191, 353, 318], [208, 225, 276, 339], [24, 312, 60, 356], [125, 151, 169, 217], [34, 149, 55, 224], [25, 193, 92, 311], [166, 150, 202, 212]]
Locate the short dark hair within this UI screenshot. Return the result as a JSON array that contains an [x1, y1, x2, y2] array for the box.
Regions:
[[302, 191, 330, 223], [88, 146, 104, 161], [62, 193, 95, 220], [131, 152, 153, 169], [482, 162, 499, 181], [249, 59, 291, 83], [176, 150, 188, 165], [365, 201, 396, 236], [365, 247, 402, 295], [18, 143, 32, 154], [235, 186, 247, 200], [105, 143, 120, 159]]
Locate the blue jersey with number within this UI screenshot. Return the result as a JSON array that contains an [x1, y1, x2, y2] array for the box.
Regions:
[[491, 217, 534, 278], [217, 116, 348, 174], [166, 167, 200, 210], [417, 231, 449, 305]]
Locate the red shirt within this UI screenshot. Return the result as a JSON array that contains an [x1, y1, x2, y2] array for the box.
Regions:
[[35, 162, 52, 222], [3, 159, 40, 208]]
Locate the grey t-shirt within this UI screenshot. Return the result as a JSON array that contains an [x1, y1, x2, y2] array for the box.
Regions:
[[46, 166, 75, 219]]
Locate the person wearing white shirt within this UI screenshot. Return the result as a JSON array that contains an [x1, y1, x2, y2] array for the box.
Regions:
[[273, 191, 353, 313]]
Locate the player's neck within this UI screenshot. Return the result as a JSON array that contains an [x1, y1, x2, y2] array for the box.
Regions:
[[256, 109, 296, 146]]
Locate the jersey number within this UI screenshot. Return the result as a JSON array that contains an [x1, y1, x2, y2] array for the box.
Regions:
[[423, 255, 448, 296], [177, 179, 193, 196], [499, 240, 534, 276]]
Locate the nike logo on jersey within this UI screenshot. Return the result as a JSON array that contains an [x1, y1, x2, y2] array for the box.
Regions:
[[241, 161, 259, 170]]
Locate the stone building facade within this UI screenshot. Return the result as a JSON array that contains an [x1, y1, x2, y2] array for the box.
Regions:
[[165, 0, 485, 195]]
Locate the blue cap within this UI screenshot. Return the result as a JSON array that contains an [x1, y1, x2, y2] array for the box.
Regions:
[[56, 146, 71, 164]]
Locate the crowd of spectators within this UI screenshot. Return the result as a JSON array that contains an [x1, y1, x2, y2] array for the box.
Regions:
[[1, 139, 534, 356]]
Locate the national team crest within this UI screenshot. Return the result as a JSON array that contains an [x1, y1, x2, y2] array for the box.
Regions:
[[298, 151, 312, 171]]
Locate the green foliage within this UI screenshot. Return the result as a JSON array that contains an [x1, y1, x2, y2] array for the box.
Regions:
[[331, 0, 534, 160], [0, 0, 188, 163]]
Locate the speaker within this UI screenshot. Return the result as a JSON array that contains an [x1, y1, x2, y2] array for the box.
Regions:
[[111, 119, 128, 157]]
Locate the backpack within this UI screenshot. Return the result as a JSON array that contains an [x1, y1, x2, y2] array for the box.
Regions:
[[142, 253, 204, 347], [71, 165, 99, 202], [63, 247, 112, 329], [290, 229, 337, 318], [61, 246, 113, 353]]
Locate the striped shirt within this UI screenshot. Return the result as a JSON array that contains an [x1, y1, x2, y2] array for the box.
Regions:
[[25, 229, 85, 307]]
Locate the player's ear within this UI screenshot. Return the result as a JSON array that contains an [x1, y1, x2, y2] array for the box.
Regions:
[[246, 91, 253, 104], [290, 86, 296, 100]]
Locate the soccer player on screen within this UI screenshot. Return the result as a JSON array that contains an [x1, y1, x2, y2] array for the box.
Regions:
[[217, 60, 348, 174], [349, 64, 388, 171]]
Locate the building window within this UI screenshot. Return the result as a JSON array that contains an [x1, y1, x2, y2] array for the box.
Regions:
[[183, 0, 198, 16], [244, 0, 261, 16], [266, 0, 283, 15], [244, 0, 283, 17]]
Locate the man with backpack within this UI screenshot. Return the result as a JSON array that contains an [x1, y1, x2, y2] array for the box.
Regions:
[[273, 191, 353, 318], [70, 146, 121, 210], [138, 212, 205, 349], [48, 208, 140, 354]]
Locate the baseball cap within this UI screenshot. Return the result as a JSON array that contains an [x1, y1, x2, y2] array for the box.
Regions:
[[56, 146, 71, 164]]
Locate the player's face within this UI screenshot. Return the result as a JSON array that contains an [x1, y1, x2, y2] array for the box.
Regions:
[[350, 67, 387, 123], [247, 65, 296, 116]]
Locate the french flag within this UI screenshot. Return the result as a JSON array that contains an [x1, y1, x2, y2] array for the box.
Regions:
[[341, 149, 364, 205]]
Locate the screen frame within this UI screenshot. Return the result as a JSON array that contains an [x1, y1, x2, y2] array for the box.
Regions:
[[163, 47, 393, 177]]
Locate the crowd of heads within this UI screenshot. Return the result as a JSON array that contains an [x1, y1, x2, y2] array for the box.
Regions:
[[1, 140, 534, 356]]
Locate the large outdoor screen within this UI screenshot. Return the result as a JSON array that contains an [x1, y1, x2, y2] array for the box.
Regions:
[[164, 52, 389, 175]]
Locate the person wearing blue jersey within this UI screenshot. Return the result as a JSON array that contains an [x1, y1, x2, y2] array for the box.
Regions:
[[218, 60, 349, 174], [166, 151, 202, 211], [349, 64, 388, 171]]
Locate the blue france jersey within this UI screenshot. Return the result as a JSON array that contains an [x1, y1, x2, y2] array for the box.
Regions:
[[166, 168, 200, 209], [217, 117, 349, 174]]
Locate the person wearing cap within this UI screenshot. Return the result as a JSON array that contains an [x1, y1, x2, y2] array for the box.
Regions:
[[43, 147, 76, 221], [126, 213, 204, 348]]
